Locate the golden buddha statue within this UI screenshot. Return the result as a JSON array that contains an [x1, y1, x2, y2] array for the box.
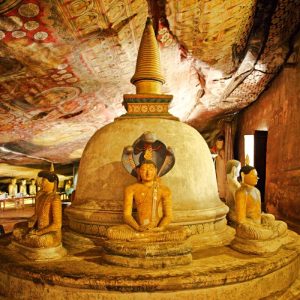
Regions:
[[12, 169, 65, 256], [231, 164, 291, 255], [123, 160, 172, 232], [103, 132, 191, 268], [107, 132, 187, 242]]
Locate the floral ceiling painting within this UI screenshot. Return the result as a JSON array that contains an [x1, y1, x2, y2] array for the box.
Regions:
[[0, 0, 299, 171]]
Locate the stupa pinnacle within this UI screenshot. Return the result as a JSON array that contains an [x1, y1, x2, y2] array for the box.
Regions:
[[122, 18, 176, 120], [131, 17, 165, 94]]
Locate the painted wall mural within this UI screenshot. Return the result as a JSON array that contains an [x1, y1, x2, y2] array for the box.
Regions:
[[0, 0, 148, 166], [0, 0, 298, 167]]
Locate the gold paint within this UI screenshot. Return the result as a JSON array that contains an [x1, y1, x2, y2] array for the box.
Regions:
[[131, 18, 165, 94], [127, 102, 169, 114]]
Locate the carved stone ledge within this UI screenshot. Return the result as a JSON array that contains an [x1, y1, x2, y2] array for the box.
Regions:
[[9, 241, 67, 261]]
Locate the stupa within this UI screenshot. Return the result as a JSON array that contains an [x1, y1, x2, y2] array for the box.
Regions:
[[66, 18, 235, 250]]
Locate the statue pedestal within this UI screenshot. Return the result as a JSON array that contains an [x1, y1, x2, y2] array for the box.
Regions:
[[229, 214, 294, 256], [231, 230, 297, 256], [9, 241, 67, 261], [103, 226, 192, 268]]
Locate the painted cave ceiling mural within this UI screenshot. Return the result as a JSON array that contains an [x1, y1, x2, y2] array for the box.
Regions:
[[0, 0, 299, 172]]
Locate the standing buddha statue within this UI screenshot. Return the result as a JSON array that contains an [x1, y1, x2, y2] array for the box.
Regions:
[[214, 135, 227, 200]]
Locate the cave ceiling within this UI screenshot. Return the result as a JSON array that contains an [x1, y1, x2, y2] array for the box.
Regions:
[[0, 0, 299, 175]]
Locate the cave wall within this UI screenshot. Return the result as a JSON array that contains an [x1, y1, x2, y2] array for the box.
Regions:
[[236, 65, 300, 224]]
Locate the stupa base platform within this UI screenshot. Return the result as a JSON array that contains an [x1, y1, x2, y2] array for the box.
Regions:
[[230, 231, 297, 256], [67, 210, 236, 252], [0, 230, 299, 300], [103, 252, 193, 269], [8, 241, 67, 261]]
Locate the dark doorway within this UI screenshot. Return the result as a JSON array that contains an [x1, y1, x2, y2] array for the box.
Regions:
[[254, 130, 268, 211]]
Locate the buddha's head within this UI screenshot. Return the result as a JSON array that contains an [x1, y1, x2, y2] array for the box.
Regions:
[[21, 179, 26, 185], [11, 178, 17, 185], [226, 160, 241, 179], [239, 165, 259, 186], [37, 170, 59, 192], [139, 160, 157, 183], [215, 135, 225, 150], [31, 179, 36, 185]]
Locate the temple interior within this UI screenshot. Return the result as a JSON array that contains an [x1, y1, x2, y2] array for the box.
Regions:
[[0, 1, 299, 299]]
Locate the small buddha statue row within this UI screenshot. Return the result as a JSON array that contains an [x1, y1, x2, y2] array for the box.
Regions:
[[8, 178, 37, 197]]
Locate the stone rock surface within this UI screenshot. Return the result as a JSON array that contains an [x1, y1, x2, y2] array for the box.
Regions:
[[236, 66, 300, 228]]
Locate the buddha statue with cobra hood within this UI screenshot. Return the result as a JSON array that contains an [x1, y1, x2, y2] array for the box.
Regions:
[[103, 132, 192, 268]]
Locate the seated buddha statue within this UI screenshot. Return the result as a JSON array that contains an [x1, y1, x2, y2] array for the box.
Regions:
[[8, 178, 18, 197], [29, 179, 37, 196], [104, 132, 191, 268], [107, 132, 186, 242], [231, 164, 290, 255], [12, 170, 63, 249], [19, 179, 28, 196], [124, 160, 171, 230]]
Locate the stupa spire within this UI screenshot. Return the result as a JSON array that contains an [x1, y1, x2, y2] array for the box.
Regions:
[[131, 17, 165, 94], [121, 18, 177, 120]]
